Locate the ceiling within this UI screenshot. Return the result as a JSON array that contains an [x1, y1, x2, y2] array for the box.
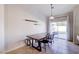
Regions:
[[23, 4, 77, 17]]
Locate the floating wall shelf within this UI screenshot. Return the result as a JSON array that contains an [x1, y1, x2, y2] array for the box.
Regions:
[[25, 19, 38, 23]]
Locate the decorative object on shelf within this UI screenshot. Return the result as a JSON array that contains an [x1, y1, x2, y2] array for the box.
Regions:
[[49, 4, 54, 20]]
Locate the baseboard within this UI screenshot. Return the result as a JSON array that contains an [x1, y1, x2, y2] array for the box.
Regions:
[[5, 43, 25, 53]]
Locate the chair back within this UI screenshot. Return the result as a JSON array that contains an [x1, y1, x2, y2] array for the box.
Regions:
[[50, 33, 55, 40], [47, 32, 56, 40]]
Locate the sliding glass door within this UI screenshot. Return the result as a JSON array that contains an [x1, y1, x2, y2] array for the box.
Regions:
[[50, 21, 67, 40]]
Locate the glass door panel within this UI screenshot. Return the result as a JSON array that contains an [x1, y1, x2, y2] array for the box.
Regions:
[[50, 21, 67, 40]]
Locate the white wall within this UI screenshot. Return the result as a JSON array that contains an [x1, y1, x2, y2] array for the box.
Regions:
[[5, 5, 46, 51], [0, 5, 4, 53], [73, 5, 79, 44]]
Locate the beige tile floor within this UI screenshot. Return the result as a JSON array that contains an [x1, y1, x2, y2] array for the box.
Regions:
[[7, 38, 79, 54]]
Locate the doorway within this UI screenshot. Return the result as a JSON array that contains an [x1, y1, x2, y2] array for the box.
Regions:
[[50, 21, 67, 40]]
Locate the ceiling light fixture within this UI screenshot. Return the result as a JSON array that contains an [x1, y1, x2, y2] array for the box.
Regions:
[[49, 4, 54, 20]]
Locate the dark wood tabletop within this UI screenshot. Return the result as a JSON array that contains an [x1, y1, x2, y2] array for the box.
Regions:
[[26, 33, 47, 51], [27, 33, 47, 40]]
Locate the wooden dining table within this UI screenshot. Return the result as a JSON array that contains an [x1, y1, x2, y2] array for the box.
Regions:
[[27, 33, 47, 51]]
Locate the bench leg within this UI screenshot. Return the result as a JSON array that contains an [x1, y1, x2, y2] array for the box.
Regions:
[[24, 39, 31, 46]]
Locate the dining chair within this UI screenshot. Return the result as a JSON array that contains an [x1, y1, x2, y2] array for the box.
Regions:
[[40, 33, 56, 51], [47, 33, 55, 44], [40, 38, 49, 52]]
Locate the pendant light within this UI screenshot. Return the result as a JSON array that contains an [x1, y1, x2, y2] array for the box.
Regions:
[[49, 4, 54, 20]]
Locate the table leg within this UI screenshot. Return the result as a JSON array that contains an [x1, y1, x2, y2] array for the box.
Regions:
[[31, 39, 41, 52], [32, 39, 34, 47], [38, 41, 41, 51]]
